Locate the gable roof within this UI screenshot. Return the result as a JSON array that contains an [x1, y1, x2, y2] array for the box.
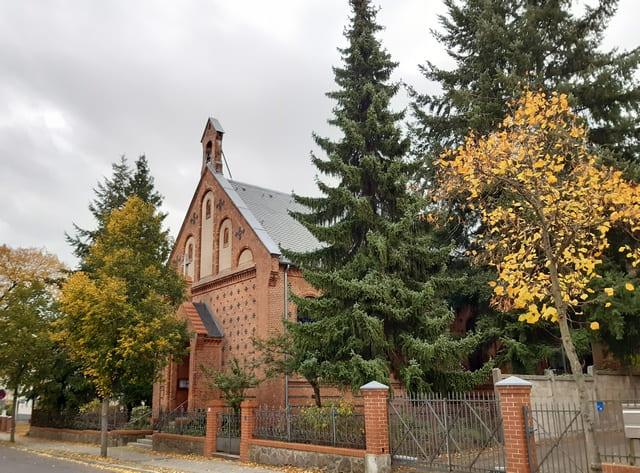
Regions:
[[208, 164, 321, 262], [201, 117, 225, 142]]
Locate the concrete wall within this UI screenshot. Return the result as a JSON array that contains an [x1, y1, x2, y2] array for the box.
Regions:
[[492, 368, 640, 404]]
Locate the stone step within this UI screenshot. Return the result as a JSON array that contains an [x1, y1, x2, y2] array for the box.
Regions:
[[129, 437, 153, 449]]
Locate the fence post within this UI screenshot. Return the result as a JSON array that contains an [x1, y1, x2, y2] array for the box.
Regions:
[[360, 381, 391, 473], [496, 376, 536, 473], [239, 399, 257, 462], [205, 400, 225, 456]]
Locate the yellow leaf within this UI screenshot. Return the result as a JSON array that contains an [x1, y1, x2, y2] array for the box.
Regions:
[[625, 283, 635, 291], [590, 321, 600, 331], [604, 287, 614, 297], [605, 302, 612, 308]]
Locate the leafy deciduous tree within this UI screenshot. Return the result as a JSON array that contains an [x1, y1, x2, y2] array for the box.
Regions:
[[434, 89, 640, 469], [59, 197, 188, 456], [0, 246, 65, 442], [202, 357, 260, 415]]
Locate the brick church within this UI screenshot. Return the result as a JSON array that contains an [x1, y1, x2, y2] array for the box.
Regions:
[[152, 118, 320, 415]]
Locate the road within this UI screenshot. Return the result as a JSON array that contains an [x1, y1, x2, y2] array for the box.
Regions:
[[0, 443, 142, 473]]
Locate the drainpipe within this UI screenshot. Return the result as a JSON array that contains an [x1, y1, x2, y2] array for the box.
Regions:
[[284, 263, 290, 407]]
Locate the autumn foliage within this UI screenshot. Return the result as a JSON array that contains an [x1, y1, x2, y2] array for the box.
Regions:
[[433, 88, 640, 466], [435, 89, 640, 328]]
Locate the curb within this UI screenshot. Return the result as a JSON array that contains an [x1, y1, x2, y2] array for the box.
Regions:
[[2, 442, 166, 473]]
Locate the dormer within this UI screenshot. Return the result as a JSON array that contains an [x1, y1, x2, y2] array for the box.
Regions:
[[201, 117, 225, 175]]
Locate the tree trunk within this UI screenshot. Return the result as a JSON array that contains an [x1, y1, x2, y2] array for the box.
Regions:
[[100, 398, 108, 457], [539, 216, 601, 472], [557, 315, 601, 471], [312, 382, 322, 407], [9, 386, 18, 443]]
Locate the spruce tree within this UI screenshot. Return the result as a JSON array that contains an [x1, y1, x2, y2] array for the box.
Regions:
[[283, 0, 486, 397], [66, 155, 163, 263], [412, 0, 640, 171]]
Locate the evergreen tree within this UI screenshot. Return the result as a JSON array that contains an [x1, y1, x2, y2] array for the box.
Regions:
[[66, 155, 163, 263], [412, 0, 640, 173], [283, 0, 487, 397], [411, 0, 640, 372]]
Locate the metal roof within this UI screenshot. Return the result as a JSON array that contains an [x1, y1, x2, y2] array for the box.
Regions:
[[200, 117, 225, 142], [209, 164, 321, 262], [193, 302, 224, 338]]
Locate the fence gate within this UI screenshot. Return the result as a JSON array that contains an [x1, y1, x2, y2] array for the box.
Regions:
[[523, 404, 589, 473], [388, 393, 505, 472], [216, 409, 240, 455]]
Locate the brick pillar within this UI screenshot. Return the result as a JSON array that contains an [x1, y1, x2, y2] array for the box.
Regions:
[[239, 399, 257, 462], [205, 400, 225, 456], [496, 376, 536, 473], [360, 381, 391, 473]]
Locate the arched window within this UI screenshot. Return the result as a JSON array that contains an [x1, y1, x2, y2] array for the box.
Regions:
[[205, 141, 212, 163], [200, 192, 214, 277], [238, 248, 253, 266], [184, 236, 195, 281], [218, 219, 232, 271]]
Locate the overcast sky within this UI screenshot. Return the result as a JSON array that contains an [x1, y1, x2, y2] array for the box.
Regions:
[[1, 1, 638, 267]]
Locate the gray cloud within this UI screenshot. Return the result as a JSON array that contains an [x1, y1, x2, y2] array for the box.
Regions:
[[0, 0, 637, 266]]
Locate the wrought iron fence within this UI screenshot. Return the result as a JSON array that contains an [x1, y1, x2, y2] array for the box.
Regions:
[[154, 407, 207, 437], [216, 409, 240, 438], [253, 404, 366, 449], [388, 392, 505, 473], [31, 407, 129, 431], [217, 408, 241, 454]]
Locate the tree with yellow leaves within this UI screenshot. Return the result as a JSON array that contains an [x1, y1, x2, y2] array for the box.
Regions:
[[434, 88, 640, 470], [0, 245, 66, 442], [59, 197, 188, 457]]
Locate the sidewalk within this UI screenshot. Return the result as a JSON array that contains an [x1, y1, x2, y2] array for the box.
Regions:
[[0, 428, 312, 473]]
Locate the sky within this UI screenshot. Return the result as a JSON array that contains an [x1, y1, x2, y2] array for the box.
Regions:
[[0, 1, 638, 267]]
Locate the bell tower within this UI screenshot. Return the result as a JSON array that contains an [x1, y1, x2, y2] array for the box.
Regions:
[[200, 117, 225, 175]]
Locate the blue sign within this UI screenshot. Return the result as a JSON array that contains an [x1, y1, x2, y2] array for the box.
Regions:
[[597, 401, 604, 412]]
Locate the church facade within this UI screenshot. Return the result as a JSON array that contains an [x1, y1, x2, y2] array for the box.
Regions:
[[152, 118, 320, 415]]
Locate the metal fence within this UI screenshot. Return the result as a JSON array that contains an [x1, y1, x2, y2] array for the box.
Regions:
[[217, 408, 241, 454], [154, 407, 207, 437], [526, 400, 640, 473], [594, 400, 640, 465], [253, 404, 366, 449], [31, 407, 129, 431], [388, 392, 505, 473]]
